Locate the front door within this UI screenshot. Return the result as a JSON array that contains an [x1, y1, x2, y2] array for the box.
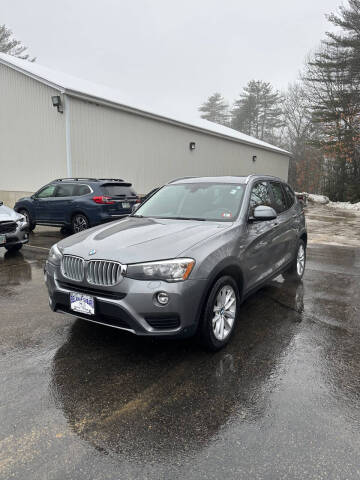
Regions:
[[33, 184, 57, 222], [243, 181, 281, 290]]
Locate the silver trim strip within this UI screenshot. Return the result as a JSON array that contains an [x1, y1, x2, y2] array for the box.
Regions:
[[56, 308, 136, 334]]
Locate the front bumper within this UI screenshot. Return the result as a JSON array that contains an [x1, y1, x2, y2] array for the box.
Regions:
[[0, 223, 29, 247], [44, 261, 207, 338]]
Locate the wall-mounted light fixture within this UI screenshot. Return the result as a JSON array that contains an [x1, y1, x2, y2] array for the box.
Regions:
[[252, 155, 257, 162], [189, 142, 196, 151], [51, 95, 63, 113]]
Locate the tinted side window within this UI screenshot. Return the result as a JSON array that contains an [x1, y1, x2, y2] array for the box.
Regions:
[[283, 183, 295, 208], [36, 185, 56, 198], [55, 184, 75, 197], [270, 182, 287, 213], [249, 181, 272, 216], [101, 184, 136, 197], [74, 184, 91, 196]]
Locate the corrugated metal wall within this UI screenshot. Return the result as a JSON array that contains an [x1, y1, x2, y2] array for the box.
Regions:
[[70, 98, 289, 194], [0, 64, 67, 192], [0, 65, 289, 197]]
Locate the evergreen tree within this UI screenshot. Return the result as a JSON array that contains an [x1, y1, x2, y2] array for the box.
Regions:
[[0, 24, 34, 60], [304, 1, 360, 201], [199, 92, 230, 126], [231, 80, 283, 143]]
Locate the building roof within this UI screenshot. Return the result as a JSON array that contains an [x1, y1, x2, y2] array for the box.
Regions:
[[0, 53, 290, 156]]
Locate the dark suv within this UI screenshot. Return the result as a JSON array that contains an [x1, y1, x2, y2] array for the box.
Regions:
[[14, 178, 139, 233]]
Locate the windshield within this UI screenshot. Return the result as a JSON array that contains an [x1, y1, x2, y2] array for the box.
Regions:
[[135, 183, 245, 221]]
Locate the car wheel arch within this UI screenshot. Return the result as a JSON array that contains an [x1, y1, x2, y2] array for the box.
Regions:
[[300, 231, 307, 247], [194, 258, 245, 330], [70, 211, 89, 223]]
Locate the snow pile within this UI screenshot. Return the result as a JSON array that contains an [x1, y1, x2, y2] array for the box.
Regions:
[[328, 201, 360, 211], [300, 191, 360, 210], [307, 194, 330, 205]]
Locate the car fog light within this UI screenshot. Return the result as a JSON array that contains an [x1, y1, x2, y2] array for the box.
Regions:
[[156, 292, 169, 305]]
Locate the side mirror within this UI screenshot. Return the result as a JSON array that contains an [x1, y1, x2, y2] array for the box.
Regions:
[[132, 203, 141, 213], [253, 205, 277, 221]]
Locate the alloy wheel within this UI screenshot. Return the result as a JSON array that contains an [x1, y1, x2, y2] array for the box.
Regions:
[[73, 215, 88, 233], [297, 244, 305, 276], [212, 285, 237, 341]]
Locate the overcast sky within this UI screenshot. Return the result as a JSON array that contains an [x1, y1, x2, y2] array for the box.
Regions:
[[2, 0, 341, 118]]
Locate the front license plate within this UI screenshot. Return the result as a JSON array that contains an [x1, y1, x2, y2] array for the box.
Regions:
[[70, 292, 95, 315], [122, 202, 130, 209], [0, 234, 5, 245]]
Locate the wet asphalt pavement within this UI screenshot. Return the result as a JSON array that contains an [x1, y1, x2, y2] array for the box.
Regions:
[[1, 211, 360, 480]]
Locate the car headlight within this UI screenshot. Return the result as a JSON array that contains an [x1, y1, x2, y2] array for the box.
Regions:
[[125, 258, 195, 282], [48, 243, 63, 264], [16, 214, 27, 225]]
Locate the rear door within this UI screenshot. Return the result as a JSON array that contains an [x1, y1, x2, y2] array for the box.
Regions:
[[52, 183, 76, 223], [100, 183, 138, 216], [268, 181, 296, 270], [243, 181, 281, 289]]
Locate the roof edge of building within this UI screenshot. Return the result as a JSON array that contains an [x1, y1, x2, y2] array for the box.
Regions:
[[0, 54, 291, 157]]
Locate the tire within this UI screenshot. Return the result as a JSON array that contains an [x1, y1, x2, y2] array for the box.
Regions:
[[5, 244, 22, 252], [60, 226, 72, 235], [18, 208, 36, 232], [71, 213, 89, 234], [198, 275, 240, 351], [283, 240, 306, 282]]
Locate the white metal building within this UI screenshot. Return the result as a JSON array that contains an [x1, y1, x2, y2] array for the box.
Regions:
[[0, 53, 290, 205]]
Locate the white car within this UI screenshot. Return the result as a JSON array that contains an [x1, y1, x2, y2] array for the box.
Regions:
[[0, 201, 29, 252]]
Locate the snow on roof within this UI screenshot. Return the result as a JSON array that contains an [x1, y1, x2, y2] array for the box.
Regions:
[[0, 53, 290, 156]]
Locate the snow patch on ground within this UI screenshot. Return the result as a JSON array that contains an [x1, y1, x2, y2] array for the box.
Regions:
[[328, 201, 360, 211], [299, 192, 360, 211]]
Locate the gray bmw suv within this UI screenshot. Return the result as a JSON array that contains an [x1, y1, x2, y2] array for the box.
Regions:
[[45, 175, 307, 350]]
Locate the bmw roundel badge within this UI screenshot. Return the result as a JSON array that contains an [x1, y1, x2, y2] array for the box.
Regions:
[[89, 249, 96, 256]]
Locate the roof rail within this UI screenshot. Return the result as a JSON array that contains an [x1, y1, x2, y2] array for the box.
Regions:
[[52, 178, 126, 183], [52, 178, 98, 182], [97, 178, 125, 182]]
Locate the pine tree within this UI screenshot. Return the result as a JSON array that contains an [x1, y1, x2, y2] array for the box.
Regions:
[[231, 80, 283, 143], [198, 93, 230, 126], [304, 1, 360, 201], [0, 24, 34, 60]]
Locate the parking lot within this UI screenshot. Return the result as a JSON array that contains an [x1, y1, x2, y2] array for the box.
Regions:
[[1, 205, 360, 480]]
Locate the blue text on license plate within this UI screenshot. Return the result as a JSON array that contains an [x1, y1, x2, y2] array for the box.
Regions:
[[70, 292, 95, 315]]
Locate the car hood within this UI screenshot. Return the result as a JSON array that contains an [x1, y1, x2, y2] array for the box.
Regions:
[[59, 216, 231, 263], [0, 204, 20, 222]]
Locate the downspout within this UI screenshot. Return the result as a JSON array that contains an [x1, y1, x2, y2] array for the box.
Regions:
[[63, 93, 72, 177]]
